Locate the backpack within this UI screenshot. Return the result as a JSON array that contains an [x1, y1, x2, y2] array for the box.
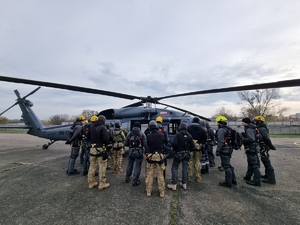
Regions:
[[225, 128, 243, 150], [113, 129, 125, 142], [129, 131, 142, 148]]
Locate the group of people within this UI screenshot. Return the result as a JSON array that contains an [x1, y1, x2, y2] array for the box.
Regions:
[[215, 115, 276, 188], [65, 113, 277, 197]]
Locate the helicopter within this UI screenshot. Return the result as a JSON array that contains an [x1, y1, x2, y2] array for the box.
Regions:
[[1, 75, 300, 150]]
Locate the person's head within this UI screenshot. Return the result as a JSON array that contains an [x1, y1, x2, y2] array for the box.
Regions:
[[242, 117, 251, 126], [97, 115, 106, 123], [77, 115, 86, 124], [156, 116, 163, 123], [133, 121, 141, 129], [215, 115, 227, 126], [254, 115, 265, 124], [178, 122, 187, 131], [114, 120, 121, 128], [90, 115, 98, 123], [149, 120, 158, 130], [192, 116, 200, 124]]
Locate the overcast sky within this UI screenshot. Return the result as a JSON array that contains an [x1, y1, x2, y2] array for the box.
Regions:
[[1, 0, 300, 120]]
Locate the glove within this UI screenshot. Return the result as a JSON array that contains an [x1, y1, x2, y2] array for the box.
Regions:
[[216, 151, 220, 156], [65, 140, 71, 145]]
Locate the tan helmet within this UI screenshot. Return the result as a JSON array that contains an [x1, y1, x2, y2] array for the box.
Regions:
[[254, 115, 265, 122]]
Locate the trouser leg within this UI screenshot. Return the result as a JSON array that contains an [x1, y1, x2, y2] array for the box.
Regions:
[[133, 157, 143, 183], [171, 159, 180, 184], [67, 147, 79, 173], [221, 155, 232, 183]]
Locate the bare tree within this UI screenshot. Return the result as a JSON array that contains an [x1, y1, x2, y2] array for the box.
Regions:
[[49, 114, 70, 125], [238, 88, 280, 119], [81, 110, 99, 119], [214, 107, 237, 121]]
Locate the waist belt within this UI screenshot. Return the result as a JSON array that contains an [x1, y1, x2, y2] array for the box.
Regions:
[[130, 147, 143, 150], [220, 152, 231, 156], [176, 150, 190, 154], [246, 151, 258, 155]]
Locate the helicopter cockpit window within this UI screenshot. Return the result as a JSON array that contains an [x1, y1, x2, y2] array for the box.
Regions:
[[168, 120, 180, 135]]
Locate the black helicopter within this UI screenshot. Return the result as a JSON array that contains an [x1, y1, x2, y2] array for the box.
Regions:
[[1, 75, 300, 150]]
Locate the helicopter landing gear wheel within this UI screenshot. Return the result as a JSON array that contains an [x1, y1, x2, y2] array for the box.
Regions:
[[42, 140, 56, 150]]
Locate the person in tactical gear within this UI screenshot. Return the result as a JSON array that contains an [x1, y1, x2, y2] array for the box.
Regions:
[[112, 120, 126, 174], [253, 116, 276, 184], [145, 120, 166, 198], [156, 116, 172, 158], [105, 122, 114, 170], [215, 116, 237, 188], [87, 115, 110, 190], [125, 121, 147, 186], [82, 119, 92, 176], [242, 117, 261, 187], [187, 116, 207, 182], [206, 121, 216, 167], [79, 120, 88, 165], [167, 122, 194, 191], [65, 115, 86, 176], [199, 120, 210, 174]]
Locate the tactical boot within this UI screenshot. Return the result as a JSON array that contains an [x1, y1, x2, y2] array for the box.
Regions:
[[243, 176, 251, 181], [180, 182, 187, 190], [98, 182, 110, 190], [88, 181, 98, 190], [147, 192, 151, 197], [167, 184, 177, 191], [261, 174, 268, 179], [219, 181, 232, 188], [262, 179, 276, 184], [246, 181, 261, 187], [68, 170, 80, 176], [196, 176, 202, 182], [232, 179, 237, 185], [188, 176, 192, 182], [160, 192, 165, 198]]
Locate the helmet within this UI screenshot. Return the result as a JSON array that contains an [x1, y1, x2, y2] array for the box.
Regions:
[[90, 115, 98, 122], [254, 116, 265, 122], [77, 115, 86, 121], [156, 116, 163, 123], [192, 116, 201, 123], [105, 122, 111, 129], [98, 115, 106, 123], [215, 115, 227, 124], [115, 120, 121, 128], [149, 120, 158, 130]]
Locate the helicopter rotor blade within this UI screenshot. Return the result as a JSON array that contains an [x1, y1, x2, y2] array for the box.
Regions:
[[122, 102, 144, 108], [157, 78, 300, 100], [1, 87, 42, 116], [158, 101, 211, 121], [0, 75, 140, 101]]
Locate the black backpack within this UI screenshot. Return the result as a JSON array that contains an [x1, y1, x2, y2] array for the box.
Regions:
[[225, 128, 243, 150], [129, 131, 142, 148]]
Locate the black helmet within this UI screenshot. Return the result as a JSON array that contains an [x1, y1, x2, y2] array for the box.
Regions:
[[192, 116, 200, 124], [115, 120, 121, 128], [149, 120, 158, 130]]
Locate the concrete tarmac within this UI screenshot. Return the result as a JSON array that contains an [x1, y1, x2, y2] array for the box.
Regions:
[[0, 134, 300, 225]]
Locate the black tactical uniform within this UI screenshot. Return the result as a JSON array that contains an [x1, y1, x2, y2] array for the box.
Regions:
[[242, 118, 261, 186], [66, 118, 85, 175], [255, 121, 276, 184], [216, 121, 237, 188]]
